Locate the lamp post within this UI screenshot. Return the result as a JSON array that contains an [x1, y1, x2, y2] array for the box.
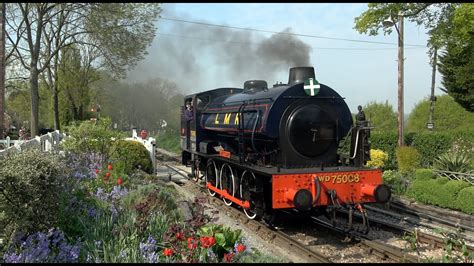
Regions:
[[383, 12, 404, 147]]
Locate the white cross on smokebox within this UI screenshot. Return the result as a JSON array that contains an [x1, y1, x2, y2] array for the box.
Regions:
[[304, 78, 320, 96]]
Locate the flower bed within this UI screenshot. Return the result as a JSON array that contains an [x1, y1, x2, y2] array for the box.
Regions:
[[0, 150, 280, 263]]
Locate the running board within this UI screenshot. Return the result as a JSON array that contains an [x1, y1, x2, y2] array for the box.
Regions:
[[206, 182, 251, 209]]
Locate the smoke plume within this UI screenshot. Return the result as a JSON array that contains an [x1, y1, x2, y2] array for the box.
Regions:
[[126, 16, 312, 93]]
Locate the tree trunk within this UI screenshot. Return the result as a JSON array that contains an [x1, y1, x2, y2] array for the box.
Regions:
[[53, 85, 60, 130], [30, 68, 39, 137], [0, 3, 5, 139]]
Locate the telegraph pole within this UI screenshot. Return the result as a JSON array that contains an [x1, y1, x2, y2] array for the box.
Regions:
[[427, 48, 437, 130], [397, 12, 404, 147]]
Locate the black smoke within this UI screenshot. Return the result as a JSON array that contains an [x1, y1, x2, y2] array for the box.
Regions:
[[126, 16, 312, 93]]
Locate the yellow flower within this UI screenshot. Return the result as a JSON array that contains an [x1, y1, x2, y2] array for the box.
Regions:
[[367, 149, 388, 168]]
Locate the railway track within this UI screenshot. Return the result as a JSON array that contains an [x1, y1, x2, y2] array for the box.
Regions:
[[164, 162, 424, 263], [155, 148, 473, 262]]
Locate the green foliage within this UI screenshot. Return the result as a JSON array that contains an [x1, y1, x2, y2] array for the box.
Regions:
[[438, 180, 471, 207], [0, 150, 65, 240], [456, 186, 474, 215], [437, 4, 474, 112], [434, 151, 472, 173], [407, 177, 472, 214], [382, 170, 407, 195], [155, 129, 181, 154], [198, 224, 242, 259], [370, 131, 398, 169], [367, 149, 388, 169], [414, 169, 436, 181], [407, 95, 474, 133], [110, 140, 153, 174], [411, 132, 453, 167], [395, 146, 421, 175], [61, 117, 125, 162], [362, 101, 397, 132]]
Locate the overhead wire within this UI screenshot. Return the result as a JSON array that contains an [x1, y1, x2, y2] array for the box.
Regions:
[[159, 16, 427, 48]]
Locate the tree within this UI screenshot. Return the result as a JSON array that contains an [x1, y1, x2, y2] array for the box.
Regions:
[[437, 4, 474, 112], [354, 3, 474, 112], [406, 94, 474, 133], [5, 3, 161, 136], [361, 101, 398, 132]]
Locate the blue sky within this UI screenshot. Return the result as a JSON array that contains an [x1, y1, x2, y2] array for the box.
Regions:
[[127, 3, 444, 115]]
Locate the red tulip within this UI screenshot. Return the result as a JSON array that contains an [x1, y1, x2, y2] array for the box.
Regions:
[[117, 178, 123, 185], [187, 237, 197, 250], [236, 243, 246, 253], [224, 252, 235, 262], [108, 164, 113, 170], [95, 169, 99, 174], [176, 232, 185, 241], [106, 172, 111, 178], [163, 248, 173, 257]]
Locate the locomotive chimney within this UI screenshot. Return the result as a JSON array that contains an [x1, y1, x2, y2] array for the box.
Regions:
[[288, 67, 315, 85], [243, 80, 268, 93]]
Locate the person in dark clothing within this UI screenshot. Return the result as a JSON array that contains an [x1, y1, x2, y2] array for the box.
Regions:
[[356, 105, 367, 126], [185, 100, 194, 121]]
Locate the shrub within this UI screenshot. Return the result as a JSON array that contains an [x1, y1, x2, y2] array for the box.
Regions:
[[370, 132, 398, 169], [411, 132, 453, 167], [434, 151, 472, 173], [414, 169, 436, 181], [61, 117, 125, 164], [382, 170, 406, 195], [436, 180, 471, 209], [110, 140, 153, 174], [0, 150, 65, 240], [395, 146, 421, 175], [406, 178, 442, 205], [456, 187, 474, 215], [367, 149, 388, 169]]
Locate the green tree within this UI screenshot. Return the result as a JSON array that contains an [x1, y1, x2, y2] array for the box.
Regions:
[[5, 3, 161, 136], [406, 94, 474, 133], [354, 3, 473, 113], [361, 101, 397, 132], [437, 4, 474, 112]]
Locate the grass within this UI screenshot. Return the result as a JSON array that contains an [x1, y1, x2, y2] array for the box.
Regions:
[[155, 129, 181, 154]]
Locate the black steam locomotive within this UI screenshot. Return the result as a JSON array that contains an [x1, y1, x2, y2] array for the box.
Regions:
[[180, 66, 390, 231]]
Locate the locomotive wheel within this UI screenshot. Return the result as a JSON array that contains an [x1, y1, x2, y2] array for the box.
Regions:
[[219, 163, 236, 206], [205, 159, 218, 196], [240, 170, 259, 219]]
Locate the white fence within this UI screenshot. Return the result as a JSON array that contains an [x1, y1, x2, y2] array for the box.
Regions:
[[0, 129, 157, 174], [0, 130, 65, 158], [125, 129, 157, 174]]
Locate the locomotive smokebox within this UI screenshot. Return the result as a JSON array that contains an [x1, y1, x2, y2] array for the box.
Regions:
[[288, 67, 315, 85]]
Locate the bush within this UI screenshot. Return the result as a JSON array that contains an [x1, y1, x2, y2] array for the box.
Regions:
[[370, 132, 398, 169], [61, 117, 126, 164], [456, 187, 474, 215], [382, 170, 406, 195], [411, 132, 454, 167], [414, 169, 436, 181], [110, 140, 153, 174], [406, 178, 442, 205], [436, 180, 471, 209], [395, 146, 421, 175], [367, 149, 388, 169], [0, 150, 65, 240]]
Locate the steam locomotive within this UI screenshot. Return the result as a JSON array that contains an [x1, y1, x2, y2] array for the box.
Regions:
[[180, 66, 390, 232]]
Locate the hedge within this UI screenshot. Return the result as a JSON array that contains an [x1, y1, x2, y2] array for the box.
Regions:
[[370, 131, 474, 168], [456, 187, 474, 215], [110, 140, 153, 174], [406, 176, 472, 214]]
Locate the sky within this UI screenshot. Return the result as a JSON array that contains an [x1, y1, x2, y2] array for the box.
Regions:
[[126, 3, 445, 115]]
